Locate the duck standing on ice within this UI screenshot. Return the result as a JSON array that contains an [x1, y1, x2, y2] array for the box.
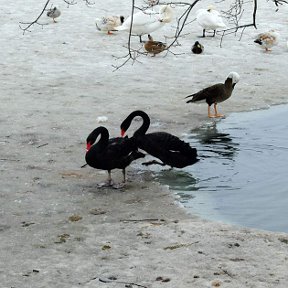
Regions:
[[185, 72, 240, 118], [47, 7, 61, 23], [196, 6, 226, 37], [95, 16, 125, 35], [254, 30, 280, 52], [144, 34, 167, 56]]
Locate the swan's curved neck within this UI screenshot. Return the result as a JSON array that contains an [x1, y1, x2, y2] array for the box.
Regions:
[[87, 127, 109, 150], [122, 110, 150, 137]]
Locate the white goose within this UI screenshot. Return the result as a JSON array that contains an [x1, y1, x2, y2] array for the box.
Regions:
[[254, 30, 280, 52], [95, 16, 125, 35], [196, 6, 226, 37], [114, 5, 173, 42]]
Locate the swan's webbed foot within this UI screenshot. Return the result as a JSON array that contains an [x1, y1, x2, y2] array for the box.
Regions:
[[97, 179, 115, 188], [96, 179, 125, 189]]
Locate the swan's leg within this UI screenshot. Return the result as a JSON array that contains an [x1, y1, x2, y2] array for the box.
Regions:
[[97, 170, 114, 187], [122, 169, 126, 183], [110, 169, 126, 189]]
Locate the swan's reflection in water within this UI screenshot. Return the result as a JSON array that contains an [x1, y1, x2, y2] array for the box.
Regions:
[[188, 122, 239, 160], [154, 121, 240, 204]]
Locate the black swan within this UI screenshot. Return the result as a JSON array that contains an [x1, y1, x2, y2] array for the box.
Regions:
[[85, 126, 145, 186], [120, 111, 199, 168], [185, 72, 240, 118]]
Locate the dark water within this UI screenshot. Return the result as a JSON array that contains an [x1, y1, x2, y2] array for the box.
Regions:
[[155, 105, 288, 233]]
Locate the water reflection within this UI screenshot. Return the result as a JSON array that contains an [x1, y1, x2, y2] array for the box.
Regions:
[[154, 170, 198, 192], [188, 122, 239, 160], [154, 106, 288, 232], [154, 121, 240, 204]]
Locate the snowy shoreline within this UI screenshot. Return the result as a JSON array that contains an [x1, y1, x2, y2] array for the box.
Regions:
[[1, 0, 288, 287]]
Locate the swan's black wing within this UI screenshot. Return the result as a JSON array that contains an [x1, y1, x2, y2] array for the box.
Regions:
[[137, 132, 198, 168]]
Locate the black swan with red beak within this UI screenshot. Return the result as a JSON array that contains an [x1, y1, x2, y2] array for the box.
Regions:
[[120, 111, 199, 168], [85, 126, 145, 186]]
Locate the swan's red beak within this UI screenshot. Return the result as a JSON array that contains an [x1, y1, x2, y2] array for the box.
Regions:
[[86, 142, 92, 151], [121, 129, 126, 137]]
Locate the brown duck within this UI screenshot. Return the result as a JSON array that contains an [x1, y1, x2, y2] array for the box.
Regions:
[[144, 34, 167, 56], [185, 72, 240, 118]]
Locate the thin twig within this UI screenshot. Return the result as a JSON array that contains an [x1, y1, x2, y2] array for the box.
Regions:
[[19, 0, 51, 34], [99, 277, 148, 288], [120, 218, 163, 222], [37, 143, 48, 148]]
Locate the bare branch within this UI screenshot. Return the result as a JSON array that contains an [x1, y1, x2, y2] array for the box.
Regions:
[[63, 0, 77, 5], [83, 0, 95, 6], [19, 0, 51, 34], [272, 0, 288, 6]]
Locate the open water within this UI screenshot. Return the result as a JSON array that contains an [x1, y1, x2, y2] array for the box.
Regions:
[[155, 105, 288, 233]]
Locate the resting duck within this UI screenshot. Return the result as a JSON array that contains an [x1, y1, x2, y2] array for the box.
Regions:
[[85, 126, 145, 187], [95, 16, 125, 35], [114, 5, 173, 42], [185, 72, 240, 118], [144, 34, 167, 56], [120, 111, 199, 168], [196, 6, 226, 37], [254, 30, 280, 52], [147, 0, 159, 7], [47, 7, 61, 23], [191, 41, 204, 54]]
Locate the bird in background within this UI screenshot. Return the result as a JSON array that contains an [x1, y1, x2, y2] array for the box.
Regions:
[[191, 41, 204, 54], [146, 0, 159, 7], [144, 34, 167, 56], [95, 15, 125, 35], [185, 72, 240, 118], [114, 5, 173, 43], [120, 110, 199, 168], [254, 30, 280, 52], [196, 5, 226, 37], [47, 7, 61, 23], [85, 126, 145, 188]]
